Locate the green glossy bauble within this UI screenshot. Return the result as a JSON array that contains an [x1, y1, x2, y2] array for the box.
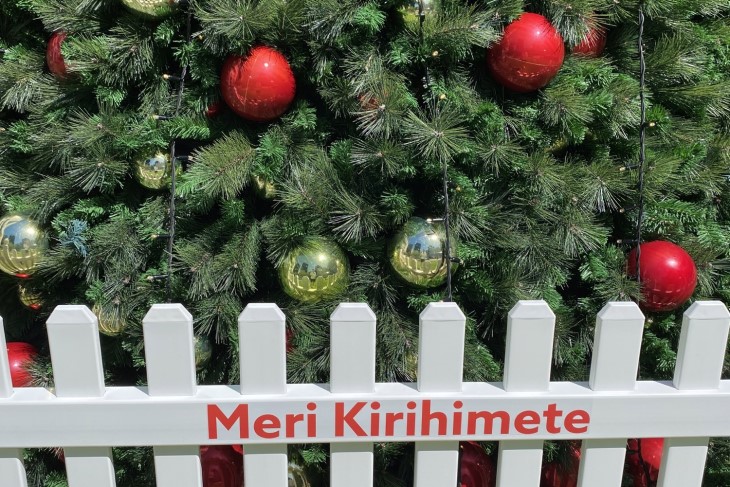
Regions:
[[136, 151, 171, 190], [92, 304, 126, 336], [388, 217, 457, 288], [18, 283, 43, 311], [194, 335, 212, 370], [278, 238, 349, 302], [121, 0, 175, 18], [0, 215, 48, 277], [288, 461, 313, 487]]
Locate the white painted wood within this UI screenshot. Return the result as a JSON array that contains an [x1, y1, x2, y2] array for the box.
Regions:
[[330, 304, 376, 487], [47, 306, 116, 487], [143, 304, 202, 487], [657, 301, 730, 487], [497, 300, 555, 487], [0, 316, 13, 397], [414, 302, 465, 487], [239, 304, 288, 487], [0, 317, 27, 487], [579, 302, 645, 487]]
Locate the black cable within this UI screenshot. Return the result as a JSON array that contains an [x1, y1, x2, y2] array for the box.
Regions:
[[635, 6, 647, 290], [165, 9, 193, 302]]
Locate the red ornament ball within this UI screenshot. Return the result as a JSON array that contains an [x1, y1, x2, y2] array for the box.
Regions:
[[573, 27, 607, 57], [200, 445, 243, 487], [627, 241, 697, 312], [205, 101, 222, 118], [626, 438, 664, 487], [487, 13, 565, 93], [540, 442, 580, 487], [46, 31, 69, 79], [221, 46, 296, 122], [6, 342, 38, 387], [459, 442, 495, 487]]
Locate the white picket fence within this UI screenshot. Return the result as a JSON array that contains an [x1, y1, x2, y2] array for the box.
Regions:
[[0, 300, 729, 487]]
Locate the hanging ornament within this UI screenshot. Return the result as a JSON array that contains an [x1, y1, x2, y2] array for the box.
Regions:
[[231, 444, 244, 455], [288, 461, 313, 487], [194, 335, 212, 370], [92, 304, 127, 336], [540, 442, 581, 487], [573, 26, 607, 57], [200, 445, 243, 487], [626, 438, 664, 487], [278, 238, 350, 302], [46, 31, 69, 79], [6, 342, 38, 387], [388, 217, 458, 288], [253, 176, 276, 200], [136, 151, 172, 190], [486, 13, 565, 93], [627, 241, 697, 312], [18, 283, 43, 311], [121, 0, 176, 19], [221, 46, 296, 122], [0, 215, 48, 278], [459, 442, 496, 487], [205, 101, 222, 118]]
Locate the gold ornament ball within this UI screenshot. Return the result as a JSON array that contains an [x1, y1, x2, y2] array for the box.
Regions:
[[0, 215, 47, 277], [136, 152, 171, 190], [121, 0, 175, 18], [288, 462, 312, 487], [388, 217, 458, 288], [253, 176, 276, 200], [194, 335, 213, 370], [18, 284, 43, 311], [92, 304, 127, 336], [278, 238, 350, 303]]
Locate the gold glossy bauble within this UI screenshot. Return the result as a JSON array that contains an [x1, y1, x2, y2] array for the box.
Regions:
[[194, 335, 212, 370], [121, 0, 175, 19], [278, 238, 349, 303], [253, 176, 276, 200], [0, 215, 47, 277], [288, 462, 312, 487], [18, 284, 43, 311], [388, 217, 458, 288], [92, 304, 127, 336], [136, 152, 171, 190]]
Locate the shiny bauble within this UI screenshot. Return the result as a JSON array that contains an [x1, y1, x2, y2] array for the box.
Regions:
[[486, 13, 565, 93], [221, 46, 296, 122], [46, 31, 69, 79], [0, 215, 48, 277], [194, 335, 212, 370], [136, 151, 171, 190], [388, 217, 458, 288], [278, 238, 349, 302], [18, 283, 42, 311], [626, 438, 664, 487], [540, 442, 580, 487], [121, 0, 175, 19], [627, 241, 697, 312], [288, 461, 313, 487], [200, 445, 243, 487], [253, 176, 276, 199], [92, 304, 127, 336], [459, 442, 496, 487], [573, 26, 607, 57], [6, 342, 38, 387], [205, 101, 222, 118]]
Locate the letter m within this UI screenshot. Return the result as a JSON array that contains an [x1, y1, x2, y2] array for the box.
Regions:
[[208, 404, 248, 439]]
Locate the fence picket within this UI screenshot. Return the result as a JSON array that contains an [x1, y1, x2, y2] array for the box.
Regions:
[[143, 304, 202, 487], [330, 303, 376, 487], [496, 300, 555, 487], [414, 302, 465, 487], [578, 302, 645, 487], [239, 304, 288, 487], [657, 301, 730, 487], [47, 305, 116, 487], [0, 316, 27, 487]]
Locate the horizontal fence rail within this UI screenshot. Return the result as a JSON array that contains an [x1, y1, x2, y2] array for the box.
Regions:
[[0, 300, 728, 487]]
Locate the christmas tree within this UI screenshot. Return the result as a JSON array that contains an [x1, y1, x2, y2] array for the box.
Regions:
[[1, 0, 729, 485]]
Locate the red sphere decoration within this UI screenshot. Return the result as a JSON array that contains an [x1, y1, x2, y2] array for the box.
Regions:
[[200, 445, 244, 487], [46, 31, 69, 79], [459, 442, 495, 487], [573, 27, 606, 57], [627, 241, 697, 312], [6, 342, 38, 387], [541, 442, 580, 487], [220, 46, 296, 122], [626, 438, 664, 487], [205, 101, 222, 118], [486, 13, 565, 93]]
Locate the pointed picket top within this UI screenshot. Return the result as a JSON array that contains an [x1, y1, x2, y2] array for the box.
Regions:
[[239, 303, 287, 395], [0, 316, 12, 398], [504, 300, 555, 393], [47, 305, 98, 325], [239, 303, 286, 323], [596, 301, 645, 321], [142, 303, 193, 323], [507, 300, 556, 320], [683, 300, 730, 320], [590, 302, 644, 392], [331, 303, 376, 322], [420, 301, 466, 321]]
